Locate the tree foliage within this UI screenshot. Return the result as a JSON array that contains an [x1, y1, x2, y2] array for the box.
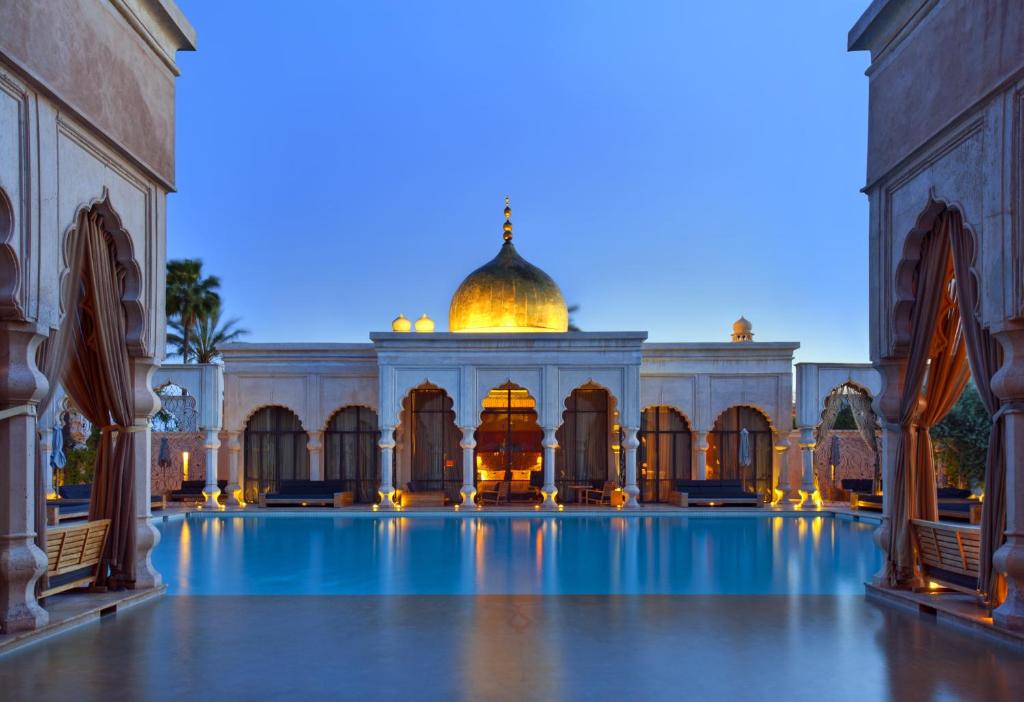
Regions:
[[165, 259, 221, 363], [931, 381, 992, 489], [167, 308, 248, 364]]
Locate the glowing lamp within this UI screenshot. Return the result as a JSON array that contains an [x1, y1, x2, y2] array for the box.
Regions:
[[181, 451, 190, 481]]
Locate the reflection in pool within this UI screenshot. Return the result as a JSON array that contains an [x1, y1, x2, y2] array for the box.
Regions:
[[154, 515, 881, 596]]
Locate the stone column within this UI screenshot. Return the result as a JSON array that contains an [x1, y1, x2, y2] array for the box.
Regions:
[[622, 426, 640, 509], [307, 431, 323, 482], [0, 323, 48, 633], [993, 326, 1024, 630], [378, 426, 398, 509], [541, 426, 559, 510], [37, 423, 55, 499], [797, 426, 816, 508], [771, 431, 792, 504], [201, 428, 221, 509], [694, 431, 708, 480], [131, 358, 162, 589], [872, 358, 906, 587], [458, 425, 477, 508], [224, 431, 244, 506]]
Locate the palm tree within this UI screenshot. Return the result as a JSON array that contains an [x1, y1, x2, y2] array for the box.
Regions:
[[166, 259, 221, 363], [167, 310, 248, 364]]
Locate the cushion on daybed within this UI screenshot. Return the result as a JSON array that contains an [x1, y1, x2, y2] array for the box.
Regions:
[[268, 480, 346, 498], [841, 479, 873, 493], [59, 484, 92, 501], [936, 487, 972, 500], [674, 480, 756, 499]]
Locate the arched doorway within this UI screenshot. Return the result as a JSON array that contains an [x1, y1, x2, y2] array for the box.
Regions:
[[707, 406, 772, 500], [639, 406, 692, 502], [324, 406, 380, 503], [475, 383, 543, 502], [243, 406, 308, 502], [407, 388, 461, 503], [556, 387, 610, 502]]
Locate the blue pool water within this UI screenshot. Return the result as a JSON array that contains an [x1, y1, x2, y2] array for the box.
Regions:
[[153, 514, 881, 596]]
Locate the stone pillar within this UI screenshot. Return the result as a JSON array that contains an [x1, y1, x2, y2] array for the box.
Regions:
[[622, 426, 640, 509], [307, 431, 323, 482], [201, 428, 221, 509], [772, 431, 792, 503], [992, 326, 1024, 630], [131, 358, 161, 589], [797, 426, 816, 508], [0, 323, 48, 633], [541, 426, 559, 510], [378, 426, 397, 509], [872, 358, 906, 587], [458, 426, 477, 508], [224, 431, 244, 506], [37, 423, 55, 499], [694, 431, 708, 480]]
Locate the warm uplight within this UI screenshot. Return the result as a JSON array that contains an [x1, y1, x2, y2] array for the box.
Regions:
[[182, 451, 190, 481], [454, 504, 461, 512], [232, 488, 246, 507], [557, 504, 564, 512]]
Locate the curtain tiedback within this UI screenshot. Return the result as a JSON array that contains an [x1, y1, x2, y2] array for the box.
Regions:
[[61, 209, 137, 588], [886, 213, 960, 586], [949, 214, 1007, 605]]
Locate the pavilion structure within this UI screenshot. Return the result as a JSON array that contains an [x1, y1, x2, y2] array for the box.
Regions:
[[216, 200, 800, 511]]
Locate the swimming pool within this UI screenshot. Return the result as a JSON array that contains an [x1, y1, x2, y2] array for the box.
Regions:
[[153, 513, 881, 596]]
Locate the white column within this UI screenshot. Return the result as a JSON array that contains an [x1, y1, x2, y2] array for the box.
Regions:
[[622, 426, 640, 509], [771, 431, 791, 504], [459, 425, 477, 508], [38, 425, 55, 499], [797, 426, 816, 508], [872, 358, 905, 588], [201, 428, 221, 509], [695, 431, 708, 480], [224, 431, 244, 506], [993, 327, 1024, 630], [0, 324, 48, 633], [378, 426, 397, 509], [541, 426, 559, 510], [131, 357, 162, 590], [307, 431, 323, 482]]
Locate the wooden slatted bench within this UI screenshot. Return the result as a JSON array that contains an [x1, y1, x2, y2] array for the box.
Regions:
[[911, 518, 981, 598], [42, 519, 110, 599]]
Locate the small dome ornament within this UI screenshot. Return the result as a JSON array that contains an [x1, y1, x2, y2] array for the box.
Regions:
[[414, 314, 435, 333], [391, 314, 412, 332], [731, 316, 754, 343], [502, 196, 513, 242]]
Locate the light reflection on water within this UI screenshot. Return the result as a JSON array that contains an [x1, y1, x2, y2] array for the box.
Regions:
[[154, 515, 881, 596]]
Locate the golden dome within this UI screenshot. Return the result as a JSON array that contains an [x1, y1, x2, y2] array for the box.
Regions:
[[392, 314, 412, 332], [731, 316, 754, 342], [414, 314, 435, 333], [449, 199, 568, 333]]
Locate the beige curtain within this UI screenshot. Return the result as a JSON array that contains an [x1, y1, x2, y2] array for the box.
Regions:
[[61, 209, 137, 588], [886, 213, 965, 585], [847, 391, 881, 489], [949, 213, 1007, 605]]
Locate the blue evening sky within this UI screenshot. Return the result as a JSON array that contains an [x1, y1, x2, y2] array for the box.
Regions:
[[170, 1, 871, 363]]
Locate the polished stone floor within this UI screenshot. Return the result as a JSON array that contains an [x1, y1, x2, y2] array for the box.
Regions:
[[2, 595, 1022, 701]]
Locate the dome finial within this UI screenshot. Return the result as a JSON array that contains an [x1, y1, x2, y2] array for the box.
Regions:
[[502, 196, 513, 242]]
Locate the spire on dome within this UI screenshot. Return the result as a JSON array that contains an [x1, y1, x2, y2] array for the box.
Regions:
[[503, 196, 513, 242]]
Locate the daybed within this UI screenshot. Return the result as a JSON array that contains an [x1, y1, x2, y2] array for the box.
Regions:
[[168, 479, 228, 502], [670, 480, 760, 507], [47, 484, 165, 525], [259, 480, 351, 507]]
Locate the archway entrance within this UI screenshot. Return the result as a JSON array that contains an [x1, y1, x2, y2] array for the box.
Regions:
[[475, 383, 543, 502], [556, 387, 610, 502], [243, 406, 308, 502], [324, 406, 380, 503], [407, 388, 461, 503], [639, 406, 692, 502], [707, 406, 772, 500]]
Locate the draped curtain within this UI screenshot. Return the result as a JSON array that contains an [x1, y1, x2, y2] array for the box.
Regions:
[[814, 392, 846, 492], [949, 214, 1007, 605], [60, 208, 138, 588], [847, 391, 881, 490]]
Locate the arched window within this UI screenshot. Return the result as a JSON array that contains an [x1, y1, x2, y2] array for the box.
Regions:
[[556, 388, 609, 501], [708, 406, 772, 500], [639, 407, 692, 502], [244, 406, 308, 501], [409, 389, 461, 503], [324, 406, 380, 503]]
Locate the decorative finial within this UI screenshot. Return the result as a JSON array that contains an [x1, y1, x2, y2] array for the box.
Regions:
[[503, 196, 513, 242]]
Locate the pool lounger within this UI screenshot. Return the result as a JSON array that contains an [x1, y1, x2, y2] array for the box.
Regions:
[[48, 485, 166, 525], [671, 480, 761, 507], [169, 479, 229, 502], [260, 480, 351, 507]]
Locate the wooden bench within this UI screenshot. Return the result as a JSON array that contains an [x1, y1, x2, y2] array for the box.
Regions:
[[42, 519, 110, 599], [911, 518, 981, 597]]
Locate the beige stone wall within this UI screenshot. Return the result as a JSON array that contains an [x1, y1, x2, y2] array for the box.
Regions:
[[151, 432, 205, 495]]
